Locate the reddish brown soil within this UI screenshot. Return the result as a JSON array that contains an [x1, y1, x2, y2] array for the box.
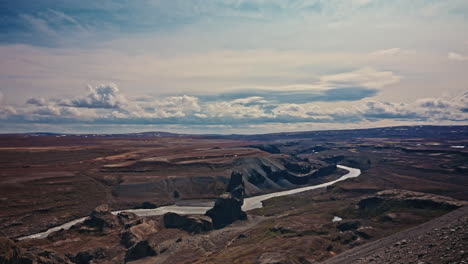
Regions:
[[0, 135, 260, 238], [1, 126, 467, 263]]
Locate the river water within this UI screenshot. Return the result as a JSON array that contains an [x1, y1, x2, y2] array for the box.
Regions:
[[19, 165, 360, 240]]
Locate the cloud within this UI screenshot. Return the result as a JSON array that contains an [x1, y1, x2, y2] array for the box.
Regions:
[[59, 83, 127, 109], [19, 14, 58, 38], [204, 101, 269, 119], [318, 67, 401, 89], [230, 96, 268, 105], [370, 48, 401, 57], [271, 103, 324, 119], [448, 52, 468, 61], [361, 93, 468, 121], [0, 106, 17, 117], [26, 97, 47, 106], [415, 98, 452, 109], [1, 84, 467, 129], [0, 91, 3, 103], [361, 101, 419, 119], [32, 105, 80, 117], [197, 67, 400, 104], [138, 95, 202, 118], [353, 0, 373, 6], [198, 87, 378, 104]]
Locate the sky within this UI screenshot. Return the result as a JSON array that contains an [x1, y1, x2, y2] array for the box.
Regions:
[[0, 0, 467, 134]]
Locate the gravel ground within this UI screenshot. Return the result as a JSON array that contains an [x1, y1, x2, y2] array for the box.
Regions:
[[323, 206, 468, 264]]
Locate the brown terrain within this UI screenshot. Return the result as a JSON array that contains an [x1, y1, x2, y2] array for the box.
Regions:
[[0, 125, 467, 263]]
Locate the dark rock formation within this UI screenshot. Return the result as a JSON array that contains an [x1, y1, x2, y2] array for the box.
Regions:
[[163, 212, 213, 233], [120, 218, 159, 248], [72, 251, 93, 264], [22, 248, 72, 264], [72, 247, 110, 264], [334, 230, 358, 245], [336, 220, 361, 231], [206, 192, 247, 229], [284, 161, 311, 174], [0, 237, 21, 264], [354, 226, 378, 239], [135, 201, 157, 209], [246, 169, 266, 185], [124, 240, 157, 262], [267, 169, 288, 182], [310, 164, 337, 178], [283, 171, 309, 185], [206, 171, 247, 229], [117, 211, 139, 226], [81, 204, 119, 233], [1, 237, 74, 264], [226, 171, 244, 193]]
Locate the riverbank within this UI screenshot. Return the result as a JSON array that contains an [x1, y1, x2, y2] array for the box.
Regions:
[[19, 165, 360, 240]]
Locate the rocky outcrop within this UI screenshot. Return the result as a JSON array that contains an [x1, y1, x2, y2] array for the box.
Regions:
[[358, 189, 467, 212], [206, 192, 247, 229], [284, 161, 311, 174], [71, 247, 111, 264], [333, 230, 358, 245], [117, 211, 140, 226], [21, 247, 72, 264], [336, 220, 361, 232], [206, 171, 247, 229], [1, 237, 74, 264], [72, 206, 143, 237], [226, 171, 243, 192], [120, 218, 159, 248], [231, 156, 339, 195], [163, 212, 213, 233], [354, 226, 378, 239], [109, 155, 338, 204], [311, 164, 337, 178], [283, 172, 309, 185], [118, 216, 161, 262], [124, 239, 157, 262], [81, 204, 119, 233], [0, 237, 21, 264]]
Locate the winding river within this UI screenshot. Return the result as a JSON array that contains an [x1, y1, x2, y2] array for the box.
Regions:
[[19, 165, 361, 240]]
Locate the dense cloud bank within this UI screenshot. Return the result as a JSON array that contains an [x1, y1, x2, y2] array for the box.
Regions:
[[1, 84, 467, 126]]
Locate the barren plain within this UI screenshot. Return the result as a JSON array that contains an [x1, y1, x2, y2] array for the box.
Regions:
[[0, 125, 467, 263]]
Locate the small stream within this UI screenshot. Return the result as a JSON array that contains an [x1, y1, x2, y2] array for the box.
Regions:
[[19, 165, 361, 240]]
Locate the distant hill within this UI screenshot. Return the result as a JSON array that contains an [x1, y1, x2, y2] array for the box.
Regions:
[[214, 125, 468, 141], [2, 125, 467, 140]]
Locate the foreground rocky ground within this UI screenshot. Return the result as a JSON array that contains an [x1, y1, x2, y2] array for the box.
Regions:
[[1, 187, 466, 263], [324, 205, 468, 264]]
